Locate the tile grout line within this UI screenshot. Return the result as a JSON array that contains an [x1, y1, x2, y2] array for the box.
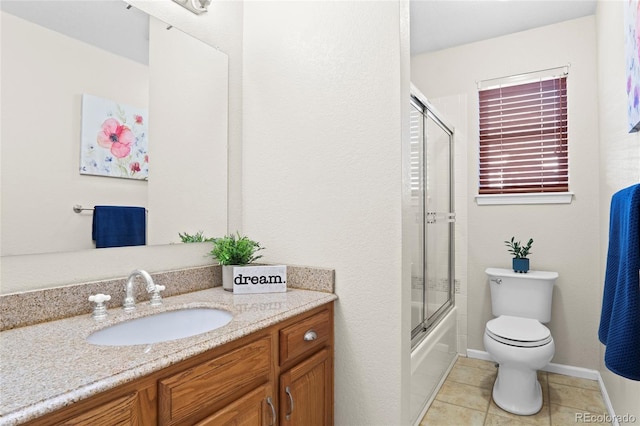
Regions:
[[545, 372, 552, 425]]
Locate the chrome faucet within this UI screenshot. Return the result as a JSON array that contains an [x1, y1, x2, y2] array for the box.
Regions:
[[123, 269, 165, 311]]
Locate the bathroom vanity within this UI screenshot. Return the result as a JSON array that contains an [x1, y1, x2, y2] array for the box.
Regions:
[[0, 281, 336, 426]]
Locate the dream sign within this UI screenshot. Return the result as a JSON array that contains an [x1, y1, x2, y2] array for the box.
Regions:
[[232, 265, 287, 294]]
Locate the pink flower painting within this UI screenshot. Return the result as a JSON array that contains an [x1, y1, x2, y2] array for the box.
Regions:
[[97, 118, 134, 158], [80, 94, 148, 179]]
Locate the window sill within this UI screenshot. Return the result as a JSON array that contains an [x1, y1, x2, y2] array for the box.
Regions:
[[475, 192, 574, 206]]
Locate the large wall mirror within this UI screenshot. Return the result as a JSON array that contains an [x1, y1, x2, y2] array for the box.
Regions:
[[0, 1, 229, 293]]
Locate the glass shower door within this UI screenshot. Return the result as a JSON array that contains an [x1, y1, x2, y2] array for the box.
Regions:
[[409, 103, 426, 335], [424, 109, 454, 321], [410, 95, 454, 347]]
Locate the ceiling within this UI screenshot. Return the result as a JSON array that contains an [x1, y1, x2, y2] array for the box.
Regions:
[[0, 0, 149, 64], [2, 0, 598, 62], [410, 0, 597, 56]]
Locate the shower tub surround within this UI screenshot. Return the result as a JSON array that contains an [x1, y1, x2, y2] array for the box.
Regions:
[[0, 264, 335, 424]]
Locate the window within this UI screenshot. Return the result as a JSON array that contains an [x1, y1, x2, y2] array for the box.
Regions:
[[478, 75, 568, 197]]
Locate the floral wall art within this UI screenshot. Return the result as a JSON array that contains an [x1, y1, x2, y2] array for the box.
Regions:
[[625, 0, 640, 132], [80, 94, 149, 179]]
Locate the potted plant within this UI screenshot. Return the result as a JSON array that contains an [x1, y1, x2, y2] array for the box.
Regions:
[[210, 233, 264, 291], [504, 236, 533, 273], [179, 231, 213, 243]]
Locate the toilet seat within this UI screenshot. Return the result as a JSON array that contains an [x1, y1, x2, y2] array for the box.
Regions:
[[486, 315, 552, 348]]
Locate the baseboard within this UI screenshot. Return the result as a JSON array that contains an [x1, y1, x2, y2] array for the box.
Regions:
[[466, 349, 493, 363], [543, 361, 599, 380], [466, 349, 598, 379], [466, 349, 617, 423], [595, 371, 620, 426]]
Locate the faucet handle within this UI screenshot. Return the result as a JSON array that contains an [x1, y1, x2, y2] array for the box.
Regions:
[[149, 284, 166, 306], [88, 293, 111, 320]]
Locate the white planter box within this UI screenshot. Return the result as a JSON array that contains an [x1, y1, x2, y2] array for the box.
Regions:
[[222, 265, 287, 294]]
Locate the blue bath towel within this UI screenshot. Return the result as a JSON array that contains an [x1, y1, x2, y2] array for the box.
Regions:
[[92, 206, 146, 249], [599, 184, 640, 381]]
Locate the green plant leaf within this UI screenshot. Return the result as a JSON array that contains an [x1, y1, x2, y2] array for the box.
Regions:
[[505, 236, 534, 259], [209, 232, 264, 265], [179, 231, 214, 243]]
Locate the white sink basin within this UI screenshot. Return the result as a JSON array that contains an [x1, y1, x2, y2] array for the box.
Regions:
[[86, 308, 233, 346]]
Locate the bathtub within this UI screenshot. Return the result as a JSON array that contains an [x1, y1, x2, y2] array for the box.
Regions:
[[410, 305, 458, 425]]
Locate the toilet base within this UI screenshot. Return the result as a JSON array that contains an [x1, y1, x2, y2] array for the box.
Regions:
[[492, 364, 543, 415], [484, 329, 554, 416]]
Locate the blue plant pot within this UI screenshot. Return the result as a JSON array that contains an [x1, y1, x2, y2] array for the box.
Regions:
[[512, 258, 530, 273]]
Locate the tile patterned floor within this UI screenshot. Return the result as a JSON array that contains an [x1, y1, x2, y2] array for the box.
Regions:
[[420, 357, 610, 426]]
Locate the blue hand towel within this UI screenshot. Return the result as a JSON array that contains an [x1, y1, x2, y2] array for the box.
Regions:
[[599, 184, 640, 381], [92, 206, 146, 249]]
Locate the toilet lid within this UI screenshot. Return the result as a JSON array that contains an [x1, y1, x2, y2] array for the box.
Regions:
[[486, 315, 552, 348]]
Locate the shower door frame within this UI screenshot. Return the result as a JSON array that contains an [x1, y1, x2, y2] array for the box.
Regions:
[[410, 90, 455, 350]]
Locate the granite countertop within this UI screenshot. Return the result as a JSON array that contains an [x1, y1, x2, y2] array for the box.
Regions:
[[0, 287, 337, 425]]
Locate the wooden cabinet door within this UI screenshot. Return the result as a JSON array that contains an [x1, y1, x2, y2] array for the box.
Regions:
[[194, 383, 276, 426], [25, 385, 156, 426], [60, 392, 140, 426], [279, 348, 332, 426], [158, 336, 272, 425]]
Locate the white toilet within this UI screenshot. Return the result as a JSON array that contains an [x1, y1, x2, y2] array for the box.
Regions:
[[483, 267, 558, 415]]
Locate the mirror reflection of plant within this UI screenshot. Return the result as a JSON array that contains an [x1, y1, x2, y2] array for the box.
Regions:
[[504, 237, 533, 259], [210, 233, 264, 265], [179, 231, 214, 243]]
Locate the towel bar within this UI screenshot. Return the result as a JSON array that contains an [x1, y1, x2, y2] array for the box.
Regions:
[[73, 205, 148, 213], [73, 205, 92, 213]]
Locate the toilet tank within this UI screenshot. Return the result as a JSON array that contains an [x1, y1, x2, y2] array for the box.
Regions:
[[486, 268, 558, 323]]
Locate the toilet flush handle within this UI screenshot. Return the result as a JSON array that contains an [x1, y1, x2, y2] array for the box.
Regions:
[[490, 278, 502, 285]]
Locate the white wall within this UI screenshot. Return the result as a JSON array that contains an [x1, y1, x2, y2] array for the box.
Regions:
[[127, 0, 245, 233], [242, 2, 410, 424], [412, 16, 601, 369], [1, 11, 148, 255], [146, 17, 228, 245], [596, 1, 640, 420]]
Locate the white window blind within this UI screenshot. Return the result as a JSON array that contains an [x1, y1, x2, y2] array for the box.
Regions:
[[410, 102, 423, 197], [409, 105, 423, 197], [478, 75, 568, 195]]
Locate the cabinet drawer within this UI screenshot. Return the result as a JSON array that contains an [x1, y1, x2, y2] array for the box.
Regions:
[[159, 336, 272, 425], [279, 309, 330, 365], [58, 392, 143, 426]]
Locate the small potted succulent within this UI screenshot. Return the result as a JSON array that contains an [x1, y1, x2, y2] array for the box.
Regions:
[[504, 236, 533, 273], [210, 233, 264, 291]]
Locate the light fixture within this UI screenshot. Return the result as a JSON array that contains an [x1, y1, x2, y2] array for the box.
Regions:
[[171, 0, 211, 15]]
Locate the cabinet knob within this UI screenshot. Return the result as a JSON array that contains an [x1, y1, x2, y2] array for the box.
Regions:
[[303, 330, 317, 341]]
